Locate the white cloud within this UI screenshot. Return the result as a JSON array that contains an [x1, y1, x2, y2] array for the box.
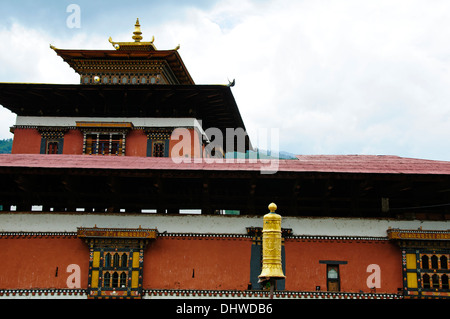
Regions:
[[159, 0, 450, 160], [0, 0, 449, 160], [0, 21, 108, 139]]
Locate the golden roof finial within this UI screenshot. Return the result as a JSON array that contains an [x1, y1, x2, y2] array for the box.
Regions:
[[108, 19, 158, 51], [132, 18, 143, 42]]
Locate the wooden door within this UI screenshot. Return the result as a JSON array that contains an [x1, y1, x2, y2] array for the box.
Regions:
[[327, 265, 340, 292]]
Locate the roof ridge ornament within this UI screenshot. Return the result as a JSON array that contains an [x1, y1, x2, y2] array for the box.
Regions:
[[132, 18, 143, 42], [108, 18, 157, 51]]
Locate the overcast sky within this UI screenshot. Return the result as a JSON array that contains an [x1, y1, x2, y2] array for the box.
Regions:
[[0, 0, 449, 161]]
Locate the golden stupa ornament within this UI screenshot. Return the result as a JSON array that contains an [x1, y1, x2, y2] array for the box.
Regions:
[[108, 18, 157, 51], [258, 203, 286, 281], [132, 18, 143, 42]]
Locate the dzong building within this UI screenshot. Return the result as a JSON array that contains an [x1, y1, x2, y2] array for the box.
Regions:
[[0, 20, 449, 300]]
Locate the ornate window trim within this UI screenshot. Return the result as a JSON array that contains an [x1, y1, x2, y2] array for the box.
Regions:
[[388, 228, 450, 299], [38, 128, 67, 155], [76, 122, 133, 156], [145, 128, 173, 158], [77, 227, 157, 299]]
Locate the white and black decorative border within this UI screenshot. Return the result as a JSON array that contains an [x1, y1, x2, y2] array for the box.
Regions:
[[0, 231, 389, 241], [0, 288, 401, 299]]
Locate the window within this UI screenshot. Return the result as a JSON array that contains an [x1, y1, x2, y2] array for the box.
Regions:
[[422, 255, 429, 269], [121, 254, 128, 268], [120, 272, 127, 287], [85, 134, 97, 155], [152, 141, 165, 157], [39, 130, 65, 155], [431, 255, 439, 269], [113, 253, 120, 267], [112, 272, 119, 288], [432, 274, 440, 289], [105, 253, 111, 267], [111, 135, 122, 155], [101, 254, 129, 289], [318, 260, 346, 292], [423, 274, 431, 288], [98, 135, 110, 155], [88, 249, 143, 298], [79, 227, 156, 299], [84, 133, 125, 156], [443, 274, 449, 289], [146, 130, 172, 158], [103, 272, 111, 287], [46, 141, 59, 154], [404, 251, 450, 298], [327, 265, 340, 292], [441, 256, 448, 269]]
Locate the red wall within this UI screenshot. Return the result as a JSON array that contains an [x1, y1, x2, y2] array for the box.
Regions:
[[0, 236, 89, 289], [11, 128, 41, 154], [284, 238, 402, 293], [11, 128, 205, 158], [125, 129, 147, 157], [0, 235, 403, 294], [143, 236, 252, 290], [63, 129, 84, 155]]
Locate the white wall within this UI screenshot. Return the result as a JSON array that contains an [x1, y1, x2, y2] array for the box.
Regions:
[[0, 212, 448, 238]]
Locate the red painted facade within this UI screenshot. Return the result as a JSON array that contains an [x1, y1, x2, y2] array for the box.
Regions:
[[144, 237, 252, 291], [63, 130, 84, 155], [125, 129, 148, 157], [284, 239, 402, 293], [11, 129, 42, 155], [0, 236, 89, 289], [11, 127, 204, 158], [0, 235, 402, 294]]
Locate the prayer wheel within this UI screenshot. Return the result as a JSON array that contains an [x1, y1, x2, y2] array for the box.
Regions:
[[258, 203, 285, 280]]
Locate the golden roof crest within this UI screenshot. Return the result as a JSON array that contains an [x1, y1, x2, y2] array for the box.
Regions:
[[109, 18, 157, 51]]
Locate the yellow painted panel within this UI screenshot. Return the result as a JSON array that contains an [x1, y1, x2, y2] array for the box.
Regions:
[[93, 251, 100, 268], [407, 272, 418, 288], [91, 270, 99, 289], [406, 254, 416, 269], [132, 252, 140, 268], [131, 271, 139, 288]]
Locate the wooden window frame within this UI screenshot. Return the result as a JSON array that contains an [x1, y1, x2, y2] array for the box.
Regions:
[[46, 140, 59, 154], [87, 248, 144, 299], [403, 249, 450, 299], [83, 132, 125, 156]]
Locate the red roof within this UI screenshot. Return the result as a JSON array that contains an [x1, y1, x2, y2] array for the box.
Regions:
[[0, 154, 449, 175]]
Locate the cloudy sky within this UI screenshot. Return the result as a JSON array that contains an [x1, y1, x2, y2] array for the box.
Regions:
[[0, 0, 449, 161]]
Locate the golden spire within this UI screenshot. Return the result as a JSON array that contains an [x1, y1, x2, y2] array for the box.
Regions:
[[109, 18, 157, 51], [132, 18, 143, 42]]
